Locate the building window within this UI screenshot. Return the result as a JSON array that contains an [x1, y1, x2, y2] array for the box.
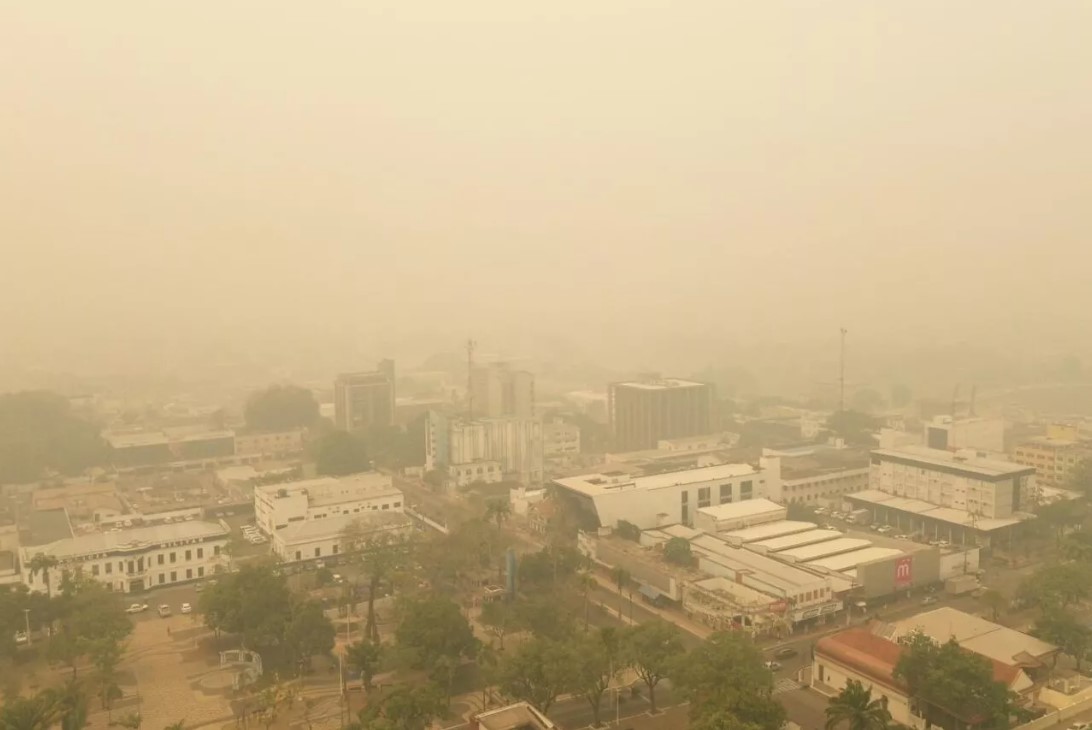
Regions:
[[333, 545, 339, 554], [105, 563, 113, 575], [198, 567, 204, 577], [314, 547, 321, 557], [197, 548, 204, 559], [698, 487, 711, 508], [382, 504, 389, 510], [170, 571, 177, 582], [186, 569, 193, 579], [170, 552, 177, 564], [92, 564, 100, 576], [185, 550, 192, 561], [720, 484, 732, 503], [296, 551, 302, 561], [157, 554, 164, 565], [741, 480, 753, 499], [393, 502, 401, 508], [158, 574, 165, 584]]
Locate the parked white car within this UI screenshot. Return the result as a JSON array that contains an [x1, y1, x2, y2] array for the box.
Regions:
[[125, 603, 149, 614], [180, 603, 193, 615]]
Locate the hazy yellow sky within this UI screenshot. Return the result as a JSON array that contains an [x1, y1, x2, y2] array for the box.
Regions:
[[2, 1, 1091, 376]]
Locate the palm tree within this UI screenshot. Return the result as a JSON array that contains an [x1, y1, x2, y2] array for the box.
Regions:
[[28, 554, 59, 598], [825, 680, 891, 730], [0, 690, 59, 730], [979, 589, 1007, 622], [578, 570, 598, 631], [50, 678, 88, 730]]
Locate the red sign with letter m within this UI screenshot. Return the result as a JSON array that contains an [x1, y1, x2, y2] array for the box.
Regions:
[[894, 556, 913, 588]]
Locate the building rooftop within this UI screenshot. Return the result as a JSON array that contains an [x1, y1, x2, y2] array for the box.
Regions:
[[892, 607, 1058, 667], [720, 520, 818, 543], [614, 378, 708, 391], [778, 537, 873, 562], [696, 498, 783, 523], [254, 473, 400, 504], [690, 575, 777, 608], [22, 520, 228, 560], [690, 533, 833, 593], [872, 446, 1036, 479], [25, 508, 74, 546], [472, 701, 556, 730], [751, 529, 844, 552], [275, 511, 411, 546], [806, 547, 904, 572], [554, 462, 758, 497], [846, 490, 1027, 531], [106, 432, 170, 449]]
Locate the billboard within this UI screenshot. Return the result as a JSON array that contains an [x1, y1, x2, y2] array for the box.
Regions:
[[894, 556, 913, 589]]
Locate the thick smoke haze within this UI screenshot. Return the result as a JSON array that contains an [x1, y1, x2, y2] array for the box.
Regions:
[[2, 1, 1091, 390]]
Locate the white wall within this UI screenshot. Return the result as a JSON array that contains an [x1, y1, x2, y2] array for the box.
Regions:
[[812, 656, 913, 726]]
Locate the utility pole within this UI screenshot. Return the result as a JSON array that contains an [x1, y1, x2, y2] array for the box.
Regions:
[[839, 327, 848, 412], [23, 608, 30, 646], [466, 338, 477, 419]]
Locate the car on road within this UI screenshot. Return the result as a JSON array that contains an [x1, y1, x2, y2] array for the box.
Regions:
[[125, 603, 149, 614], [14, 631, 28, 645], [773, 647, 799, 660], [922, 596, 939, 605], [764, 661, 782, 671], [157, 604, 172, 618], [180, 603, 192, 615], [195, 583, 205, 593], [1067, 723, 1090, 730]]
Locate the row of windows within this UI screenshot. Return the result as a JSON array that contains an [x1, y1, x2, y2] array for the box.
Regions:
[[87, 545, 220, 576], [156, 566, 205, 584]]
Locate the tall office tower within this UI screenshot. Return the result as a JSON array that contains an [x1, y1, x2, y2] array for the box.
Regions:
[[608, 376, 713, 451], [470, 362, 535, 418], [334, 360, 395, 432]]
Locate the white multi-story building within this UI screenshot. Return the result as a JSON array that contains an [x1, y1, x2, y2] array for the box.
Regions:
[[426, 412, 544, 485], [553, 458, 782, 530], [20, 521, 229, 594], [253, 473, 404, 534], [448, 460, 504, 488], [543, 420, 580, 459], [271, 511, 412, 564], [868, 446, 1036, 518], [923, 416, 1005, 453]]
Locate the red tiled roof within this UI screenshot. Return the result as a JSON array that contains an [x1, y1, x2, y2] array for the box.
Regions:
[[817, 627, 1022, 690]]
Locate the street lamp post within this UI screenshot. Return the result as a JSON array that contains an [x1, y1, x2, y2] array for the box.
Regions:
[[23, 608, 31, 646]]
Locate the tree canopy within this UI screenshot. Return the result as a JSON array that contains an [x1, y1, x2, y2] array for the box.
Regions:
[[0, 391, 107, 484], [394, 596, 478, 669], [663, 537, 694, 566], [314, 430, 370, 476], [244, 384, 319, 431], [492, 637, 575, 714], [893, 632, 1012, 730], [825, 680, 891, 730], [623, 620, 686, 714], [673, 631, 785, 729]]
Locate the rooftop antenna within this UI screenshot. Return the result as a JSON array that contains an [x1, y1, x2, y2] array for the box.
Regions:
[[466, 338, 477, 419], [839, 327, 848, 412]]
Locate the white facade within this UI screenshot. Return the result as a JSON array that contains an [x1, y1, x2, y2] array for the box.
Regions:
[[427, 413, 544, 485], [923, 416, 1005, 453], [234, 429, 305, 457], [554, 457, 782, 530], [20, 521, 228, 594], [271, 512, 412, 564], [543, 420, 581, 458], [448, 460, 504, 488], [870, 447, 1036, 519], [253, 473, 404, 534], [694, 499, 785, 533]]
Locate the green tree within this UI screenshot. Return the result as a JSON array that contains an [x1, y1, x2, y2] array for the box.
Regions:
[[893, 632, 1012, 730], [1033, 609, 1092, 671], [284, 599, 336, 675], [27, 554, 59, 598], [346, 641, 383, 690], [479, 600, 524, 650], [979, 589, 1008, 622], [0, 690, 59, 730], [493, 637, 574, 714], [690, 710, 762, 730], [612, 567, 630, 620], [1016, 562, 1092, 611], [355, 683, 446, 730], [88, 637, 124, 709], [485, 499, 511, 528], [571, 633, 614, 727], [1067, 458, 1092, 498], [395, 596, 478, 669], [163, 722, 185, 730], [48, 575, 131, 679], [825, 410, 880, 448], [516, 596, 575, 642], [314, 430, 370, 476], [243, 384, 319, 431], [674, 631, 785, 728], [342, 530, 412, 642], [663, 537, 694, 566], [51, 678, 88, 730], [615, 521, 641, 542], [622, 620, 685, 714], [198, 565, 293, 653], [824, 680, 891, 730], [0, 391, 108, 484]]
